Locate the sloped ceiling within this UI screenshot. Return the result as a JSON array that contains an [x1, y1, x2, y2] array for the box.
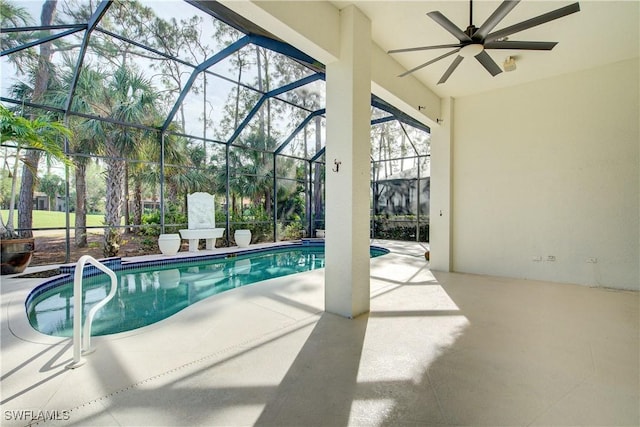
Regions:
[[333, 1, 639, 98]]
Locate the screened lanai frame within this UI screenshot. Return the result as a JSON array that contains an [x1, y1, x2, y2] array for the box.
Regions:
[[1, 0, 430, 263]]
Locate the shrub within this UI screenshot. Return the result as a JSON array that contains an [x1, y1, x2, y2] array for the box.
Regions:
[[140, 203, 187, 236], [282, 219, 303, 240], [372, 216, 429, 241]]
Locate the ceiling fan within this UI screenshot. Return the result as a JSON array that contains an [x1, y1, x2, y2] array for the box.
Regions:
[[389, 0, 580, 84]]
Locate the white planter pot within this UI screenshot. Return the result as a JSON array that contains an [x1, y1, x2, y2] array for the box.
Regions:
[[158, 234, 180, 255], [315, 229, 325, 238], [234, 229, 251, 248]]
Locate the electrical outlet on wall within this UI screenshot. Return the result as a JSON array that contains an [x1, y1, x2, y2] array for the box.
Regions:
[[547, 255, 556, 262], [532, 256, 542, 262], [586, 257, 598, 263]]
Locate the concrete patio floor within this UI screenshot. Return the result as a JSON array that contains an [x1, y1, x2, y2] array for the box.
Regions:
[[1, 240, 638, 426]]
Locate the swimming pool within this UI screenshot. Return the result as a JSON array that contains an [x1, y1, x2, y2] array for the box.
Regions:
[[27, 242, 388, 337]]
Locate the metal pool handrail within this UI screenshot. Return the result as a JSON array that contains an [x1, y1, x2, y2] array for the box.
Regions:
[[66, 255, 117, 369]]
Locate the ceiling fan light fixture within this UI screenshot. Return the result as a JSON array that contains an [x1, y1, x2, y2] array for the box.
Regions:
[[460, 43, 484, 58], [503, 56, 517, 72]]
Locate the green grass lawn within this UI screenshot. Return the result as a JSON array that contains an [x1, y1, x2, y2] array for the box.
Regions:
[[1, 210, 105, 229]]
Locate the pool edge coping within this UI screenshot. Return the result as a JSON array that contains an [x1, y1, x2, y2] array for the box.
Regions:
[[10, 240, 391, 345]]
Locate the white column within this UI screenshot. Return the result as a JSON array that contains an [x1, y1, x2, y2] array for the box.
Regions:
[[429, 97, 454, 271], [324, 5, 371, 318]]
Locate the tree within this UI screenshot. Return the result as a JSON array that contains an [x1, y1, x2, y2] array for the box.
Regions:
[[0, 0, 35, 74], [83, 161, 106, 214], [233, 132, 278, 214], [38, 173, 64, 211], [17, 0, 58, 239], [0, 105, 71, 238], [148, 14, 212, 130], [212, 23, 252, 140], [0, 169, 13, 210], [58, 62, 161, 256], [82, 65, 160, 256], [47, 62, 106, 246], [127, 126, 193, 234]]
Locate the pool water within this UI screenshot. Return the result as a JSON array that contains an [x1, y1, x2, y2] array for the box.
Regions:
[[27, 245, 387, 337]]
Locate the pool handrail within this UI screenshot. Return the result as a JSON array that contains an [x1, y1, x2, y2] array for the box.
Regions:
[[66, 255, 118, 369]]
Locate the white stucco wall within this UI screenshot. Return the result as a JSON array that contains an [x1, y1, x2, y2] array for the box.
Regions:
[[452, 58, 639, 290]]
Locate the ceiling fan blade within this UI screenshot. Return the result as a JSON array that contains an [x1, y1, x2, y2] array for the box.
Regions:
[[437, 55, 464, 84], [473, 0, 521, 41], [475, 50, 502, 76], [427, 11, 472, 42], [484, 40, 558, 50], [388, 43, 463, 54], [485, 2, 580, 42], [399, 48, 461, 77]]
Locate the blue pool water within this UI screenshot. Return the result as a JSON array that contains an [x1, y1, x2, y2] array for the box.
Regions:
[[27, 244, 388, 337]]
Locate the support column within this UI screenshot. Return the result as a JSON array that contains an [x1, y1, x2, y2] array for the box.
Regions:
[[325, 5, 371, 318], [429, 97, 454, 271]]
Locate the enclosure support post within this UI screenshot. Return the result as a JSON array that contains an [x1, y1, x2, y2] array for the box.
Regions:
[[416, 158, 421, 242], [159, 132, 165, 234], [325, 5, 371, 318], [225, 144, 230, 246], [372, 162, 377, 239], [64, 124, 71, 264], [307, 160, 313, 237], [272, 153, 277, 242]]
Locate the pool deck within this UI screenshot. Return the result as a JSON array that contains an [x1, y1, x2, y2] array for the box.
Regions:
[[1, 239, 638, 426]]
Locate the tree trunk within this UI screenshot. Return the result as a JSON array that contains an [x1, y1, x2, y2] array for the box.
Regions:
[[400, 132, 406, 171], [32, 1, 57, 100], [256, 47, 265, 136], [17, 0, 57, 238], [103, 146, 125, 257], [234, 62, 243, 129], [264, 53, 271, 141], [265, 188, 272, 216], [133, 178, 142, 235], [124, 164, 130, 234], [6, 147, 20, 235], [167, 180, 178, 203], [74, 160, 87, 247], [385, 129, 392, 175], [17, 150, 40, 237], [380, 131, 388, 178]]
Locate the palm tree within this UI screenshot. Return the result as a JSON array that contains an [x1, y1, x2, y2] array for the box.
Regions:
[[0, 0, 35, 74], [0, 105, 71, 238], [240, 131, 278, 214], [48, 64, 105, 247], [127, 138, 159, 235], [78, 65, 160, 256], [128, 126, 194, 234], [16, 0, 59, 239]]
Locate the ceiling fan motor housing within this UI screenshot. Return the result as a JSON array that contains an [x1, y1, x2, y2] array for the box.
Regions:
[[460, 43, 484, 58]]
